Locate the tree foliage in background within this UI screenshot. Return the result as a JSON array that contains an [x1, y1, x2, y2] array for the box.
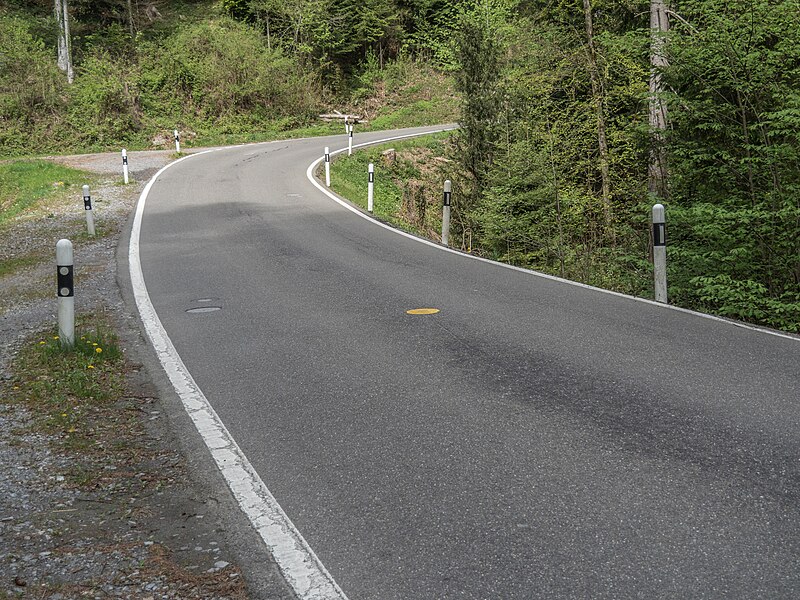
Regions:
[[0, 16, 67, 154], [0, 7, 323, 151], [449, 0, 798, 331], [223, 0, 400, 83], [140, 19, 317, 129], [465, 2, 651, 294], [665, 0, 800, 330]]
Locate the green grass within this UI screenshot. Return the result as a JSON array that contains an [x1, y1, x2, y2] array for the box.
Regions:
[[0, 161, 92, 226], [0, 254, 42, 278], [328, 132, 453, 237], [330, 151, 405, 225], [370, 99, 457, 130], [5, 315, 126, 456]]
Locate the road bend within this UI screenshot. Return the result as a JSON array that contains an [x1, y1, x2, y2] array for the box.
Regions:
[[136, 126, 800, 599]]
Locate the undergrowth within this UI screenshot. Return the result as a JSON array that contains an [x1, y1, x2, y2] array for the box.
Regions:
[[5, 314, 134, 484], [0, 7, 458, 157], [328, 133, 454, 240]]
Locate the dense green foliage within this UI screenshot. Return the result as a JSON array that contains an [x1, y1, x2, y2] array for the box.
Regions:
[[222, 0, 467, 74], [0, 9, 319, 152], [0, 16, 69, 153], [0, 0, 456, 154], [450, 0, 799, 331], [665, 0, 800, 327]]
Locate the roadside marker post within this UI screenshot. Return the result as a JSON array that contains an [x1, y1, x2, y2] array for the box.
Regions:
[[442, 179, 452, 246], [122, 149, 129, 184], [652, 203, 667, 303], [174, 129, 181, 153], [56, 239, 75, 348], [324, 147, 331, 187], [82, 184, 95, 237], [348, 124, 353, 156], [368, 163, 374, 213]]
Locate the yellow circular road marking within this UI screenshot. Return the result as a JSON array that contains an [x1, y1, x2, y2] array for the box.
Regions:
[[406, 308, 440, 315]]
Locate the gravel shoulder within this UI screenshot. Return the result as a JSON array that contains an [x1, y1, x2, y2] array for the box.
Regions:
[[1, 149, 296, 599]]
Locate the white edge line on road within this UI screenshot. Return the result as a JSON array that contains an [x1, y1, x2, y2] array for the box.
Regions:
[[306, 131, 799, 343], [129, 150, 350, 600]]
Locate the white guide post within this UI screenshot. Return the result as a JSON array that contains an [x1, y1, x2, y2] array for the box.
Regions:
[[82, 184, 95, 237], [122, 148, 129, 184], [442, 179, 452, 246], [367, 163, 374, 213], [652, 203, 667, 303], [348, 124, 353, 156], [324, 147, 331, 187], [174, 129, 181, 153], [56, 239, 75, 348]]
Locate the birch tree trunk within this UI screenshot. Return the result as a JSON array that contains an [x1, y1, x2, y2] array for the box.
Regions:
[[648, 0, 669, 199], [55, 0, 73, 83]]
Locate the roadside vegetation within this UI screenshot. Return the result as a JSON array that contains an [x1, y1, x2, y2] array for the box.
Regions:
[[6, 319, 127, 476], [329, 133, 452, 238], [445, 1, 800, 332], [1, 0, 797, 331], [0, 0, 458, 155], [0, 160, 89, 225], [0, 160, 107, 293]]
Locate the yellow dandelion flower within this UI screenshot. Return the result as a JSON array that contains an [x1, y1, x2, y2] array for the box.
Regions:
[[95, 347, 102, 353], [61, 413, 67, 417], [53, 336, 59, 340], [92, 342, 98, 347], [86, 364, 95, 369], [39, 341, 46, 345]]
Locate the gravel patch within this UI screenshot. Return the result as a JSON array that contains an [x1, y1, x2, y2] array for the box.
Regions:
[[0, 149, 294, 599]]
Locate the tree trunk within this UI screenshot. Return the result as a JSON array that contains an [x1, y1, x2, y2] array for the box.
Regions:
[[55, 0, 73, 83], [55, 0, 66, 71], [582, 0, 613, 241], [648, 0, 669, 199], [126, 0, 135, 36]]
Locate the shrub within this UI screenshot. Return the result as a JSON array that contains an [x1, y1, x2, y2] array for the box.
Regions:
[[0, 17, 67, 155], [140, 18, 321, 129], [67, 51, 143, 146]]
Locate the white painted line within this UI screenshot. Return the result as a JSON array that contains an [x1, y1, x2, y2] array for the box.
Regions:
[[129, 151, 349, 600], [307, 132, 799, 343]]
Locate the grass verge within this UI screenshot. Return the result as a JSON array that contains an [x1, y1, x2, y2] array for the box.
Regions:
[[0, 161, 93, 226], [4, 313, 132, 484], [0, 160, 113, 288], [328, 132, 457, 239]]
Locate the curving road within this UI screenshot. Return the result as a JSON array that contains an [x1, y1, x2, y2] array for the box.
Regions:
[[133, 126, 800, 599]]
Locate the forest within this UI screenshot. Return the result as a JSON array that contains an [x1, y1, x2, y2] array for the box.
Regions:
[[1, 0, 798, 331]]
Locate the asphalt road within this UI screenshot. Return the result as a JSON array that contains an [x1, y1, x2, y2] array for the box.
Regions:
[[137, 126, 800, 599]]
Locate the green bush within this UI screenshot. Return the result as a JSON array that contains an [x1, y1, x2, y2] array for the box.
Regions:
[[67, 51, 143, 147], [0, 17, 67, 155], [140, 18, 320, 129]]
